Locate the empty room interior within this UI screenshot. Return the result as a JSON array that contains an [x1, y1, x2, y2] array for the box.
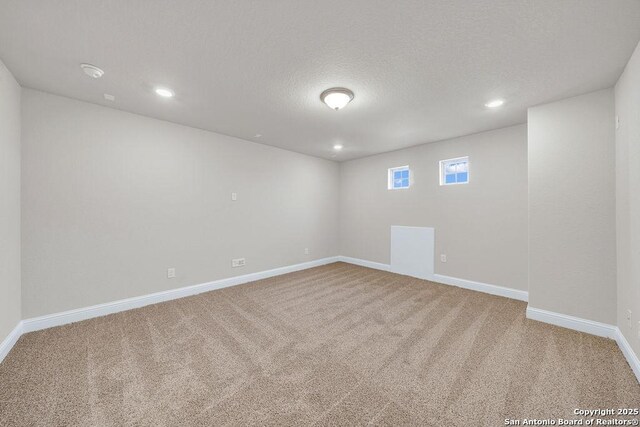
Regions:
[[2, 1, 640, 425]]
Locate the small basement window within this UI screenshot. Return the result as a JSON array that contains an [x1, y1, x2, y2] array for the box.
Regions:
[[388, 166, 410, 190], [440, 157, 469, 185]]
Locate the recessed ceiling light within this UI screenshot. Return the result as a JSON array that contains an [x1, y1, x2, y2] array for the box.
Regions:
[[103, 93, 115, 101], [80, 63, 104, 79], [321, 88, 354, 110], [155, 87, 174, 98], [333, 144, 343, 151], [485, 99, 505, 108]]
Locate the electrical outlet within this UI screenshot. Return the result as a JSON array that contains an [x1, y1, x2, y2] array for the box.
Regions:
[[232, 258, 245, 268], [231, 192, 237, 201], [627, 309, 633, 328], [440, 254, 447, 263], [616, 115, 620, 130], [637, 321, 640, 341], [304, 248, 309, 255], [167, 268, 176, 278]]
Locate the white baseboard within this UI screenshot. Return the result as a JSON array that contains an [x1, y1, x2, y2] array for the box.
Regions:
[[21, 256, 340, 334], [5, 255, 639, 386], [526, 306, 639, 384], [616, 328, 640, 384], [337, 256, 528, 302], [0, 322, 23, 363], [14, 255, 526, 338], [433, 274, 529, 302], [525, 306, 618, 339], [337, 256, 392, 272]]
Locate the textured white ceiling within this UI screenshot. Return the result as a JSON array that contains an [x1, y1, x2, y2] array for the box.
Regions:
[[1, 1, 639, 161]]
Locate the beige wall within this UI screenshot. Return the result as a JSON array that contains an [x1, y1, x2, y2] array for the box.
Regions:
[[0, 60, 21, 341], [21, 89, 340, 318], [616, 40, 640, 355], [528, 89, 616, 324], [339, 124, 528, 291]]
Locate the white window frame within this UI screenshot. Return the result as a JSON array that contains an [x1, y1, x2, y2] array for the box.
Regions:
[[439, 156, 469, 186], [388, 165, 411, 190]]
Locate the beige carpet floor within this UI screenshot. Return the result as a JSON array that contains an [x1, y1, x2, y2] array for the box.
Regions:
[[1, 262, 639, 426]]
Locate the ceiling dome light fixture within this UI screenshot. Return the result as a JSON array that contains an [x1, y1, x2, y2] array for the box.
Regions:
[[333, 144, 343, 151], [485, 99, 505, 108], [321, 87, 354, 110], [155, 87, 175, 98], [80, 63, 104, 79]]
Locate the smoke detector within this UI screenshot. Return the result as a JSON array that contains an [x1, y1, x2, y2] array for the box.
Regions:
[[80, 63, 104, 79]]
